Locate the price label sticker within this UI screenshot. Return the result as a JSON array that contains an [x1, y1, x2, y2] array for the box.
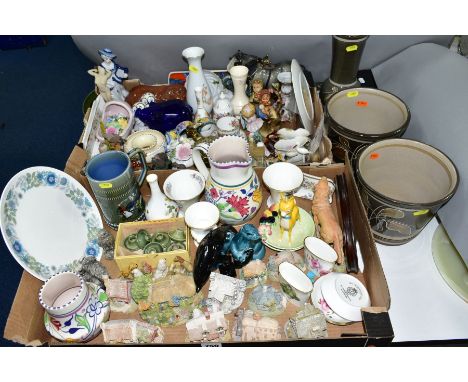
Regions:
[[413, 209, 429, 216], [369, 152, 380, 160], [99, 183, 113, 189], [189, 65, 199, 73], [201, 342, 222, 347], [346, 44, 358, 52], [347, 90, 359, 98], [356, 100, 368, 107]]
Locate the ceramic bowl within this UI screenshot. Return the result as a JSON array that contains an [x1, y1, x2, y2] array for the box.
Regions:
[[124, 130, 166, 163], [304, 236, 338, 276], [163, 170, 205, 216], [262, 162, 304, 206], [216, 116, 241, 136], [278, 262, 313, 306], [184, 201, 219, 244]]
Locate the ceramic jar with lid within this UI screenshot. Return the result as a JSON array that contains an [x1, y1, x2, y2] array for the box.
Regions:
[[39, 272, 110, 342]]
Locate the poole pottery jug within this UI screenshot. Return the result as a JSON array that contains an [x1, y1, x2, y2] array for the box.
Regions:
[[192, 135, 262, 224], [39, 272, 110, 343], [85, 149, 147, 229]]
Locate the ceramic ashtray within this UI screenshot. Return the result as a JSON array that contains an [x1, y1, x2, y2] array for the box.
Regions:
[[311, 272, 371, 325], [239, 259, 267, 288]]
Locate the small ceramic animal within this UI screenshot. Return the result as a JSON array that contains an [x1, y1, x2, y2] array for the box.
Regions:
[[153, 259, 168, 280], [230, 224, 265, 265], [97, 229, 115, 260], [77, 256, 109, 289], [278, 193, 300, 243]]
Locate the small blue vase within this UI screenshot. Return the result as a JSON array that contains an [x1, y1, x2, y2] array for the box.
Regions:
[[135, 100, 193, 133]]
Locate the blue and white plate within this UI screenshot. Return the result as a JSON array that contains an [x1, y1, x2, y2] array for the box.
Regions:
[[0, 167, 103, 281]]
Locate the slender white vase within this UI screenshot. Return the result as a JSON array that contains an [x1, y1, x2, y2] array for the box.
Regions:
[[194, 86, 209, 122], [145, 174, 179, 220], [182, 47, 213, 113], [229, 65, 250, 115]]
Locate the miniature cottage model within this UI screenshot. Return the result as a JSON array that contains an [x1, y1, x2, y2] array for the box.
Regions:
[[207, 273, 246, 314], [185, 308, 228, 342]]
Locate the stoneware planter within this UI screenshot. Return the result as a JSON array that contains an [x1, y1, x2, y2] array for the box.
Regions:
[[39, 272, 110, 342]]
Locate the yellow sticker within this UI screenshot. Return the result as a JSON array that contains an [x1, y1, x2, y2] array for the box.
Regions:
[[413, 209, 429, 216], [346, 44, 358, 52], [99, 183, 113, 189], [347, 91, 359, 98], [189, 65, 199, 73]]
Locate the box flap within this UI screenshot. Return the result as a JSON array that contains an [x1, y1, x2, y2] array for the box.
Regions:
[[4, 271, 49, 346]]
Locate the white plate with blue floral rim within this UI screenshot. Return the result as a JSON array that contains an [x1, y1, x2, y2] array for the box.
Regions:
[[0, 167, 103, 281]]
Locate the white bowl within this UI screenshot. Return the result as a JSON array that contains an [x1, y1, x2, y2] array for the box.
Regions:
[[262, 162, 303, 205], [163, 170, 205, 214], [320, 273, 371, 322], [184, 202, 220, 230], [304, 236, 338, 276], [311, 273, 351, 325]]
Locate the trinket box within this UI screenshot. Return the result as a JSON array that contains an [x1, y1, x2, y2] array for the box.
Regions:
[[114, 218, 190, 273], [206, 273, 246, 314], [101, 319, 164, 344]]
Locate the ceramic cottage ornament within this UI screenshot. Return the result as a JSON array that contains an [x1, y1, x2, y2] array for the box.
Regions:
[[248, 285, 287, 317], [101, 319, 164, 344], [206, 272, 246, 314], [285, 303, 328, 340], [98, 48, 129, 102], [186, 307, 229, 343], [182, 47, 213, 113], [103, 275, 137, 313], [240, 259, 267, 288], [39, 272, 110, 343], [233, 309, 282, 342], [145, 174, 179, 220]]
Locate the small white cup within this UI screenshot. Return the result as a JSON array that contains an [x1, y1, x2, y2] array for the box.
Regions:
[[304, 236, 337, 276], [262, 162, 304, 206], [184, 202, 220, 245]]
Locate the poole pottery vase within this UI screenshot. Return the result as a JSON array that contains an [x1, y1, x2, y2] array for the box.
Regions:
[[145, 174, 179, 220], [192, 135, 262, 225], [39, 272, 110, 343], [85, 149, 147, 229], [229, 65, 250, 115], [182, 47, 213, 113]]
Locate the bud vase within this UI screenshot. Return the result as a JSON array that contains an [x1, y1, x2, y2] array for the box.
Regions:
[[145, 174, 179, 220], [39, 272, 110, 343], [229, 65, 250, 115], [182, 47, 213, 113], [194, 86, 209, 122]]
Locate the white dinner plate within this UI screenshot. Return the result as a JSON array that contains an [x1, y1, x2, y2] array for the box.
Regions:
[[0, 167, 103, 281], [291, 59, 314, 133]]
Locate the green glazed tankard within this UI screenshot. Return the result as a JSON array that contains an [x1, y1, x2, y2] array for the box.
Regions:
[[85, 149, 147, 229]]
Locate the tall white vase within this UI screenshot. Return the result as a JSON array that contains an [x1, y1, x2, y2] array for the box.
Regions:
[[145, 174, 179, 220], [182, 47, 213, 113], [194, 86, 209, 122], [229, 65, 249, 115]]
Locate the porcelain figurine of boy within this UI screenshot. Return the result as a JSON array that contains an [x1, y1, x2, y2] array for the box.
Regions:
[[98, 48, 129, 102], [241, 103, 263, 140], [250, 79, 264, 103]]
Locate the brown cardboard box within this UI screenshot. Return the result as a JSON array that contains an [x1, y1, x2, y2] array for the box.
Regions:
[[3, 145, 393, 346]]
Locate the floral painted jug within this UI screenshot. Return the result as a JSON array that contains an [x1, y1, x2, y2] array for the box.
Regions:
[[192, 136, 262, 224], [39, 272, 110, 343]]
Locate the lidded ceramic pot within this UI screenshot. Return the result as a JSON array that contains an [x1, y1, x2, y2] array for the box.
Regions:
[[39, 272, 110, 342]]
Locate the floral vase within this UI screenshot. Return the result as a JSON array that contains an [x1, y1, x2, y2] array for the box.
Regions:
[[39, 272, 110, 343], [145, 174, 179, 220], [182, 47, 213, 113], [194, 86, 209, 123], [229, 65, 250, 115]]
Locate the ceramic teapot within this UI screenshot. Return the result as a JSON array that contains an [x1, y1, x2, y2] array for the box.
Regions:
[[192, 135, 262, 225]]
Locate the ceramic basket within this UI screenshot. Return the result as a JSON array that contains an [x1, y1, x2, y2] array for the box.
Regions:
[[114, 218, 190, 273]]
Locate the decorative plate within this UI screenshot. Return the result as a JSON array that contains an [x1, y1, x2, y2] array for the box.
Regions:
[[0, 167, 103, 281], [291, 59, 314, 133]]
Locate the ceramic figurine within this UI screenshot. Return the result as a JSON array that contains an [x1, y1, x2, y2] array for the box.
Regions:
[[258, 89, 279, 120], [240, 259, 267, 288], [312, 177, 344, 264], [229, 65, 250, 115], [284, 303, 328, 340], [39, 272, 110, 343], [77, 256, 109, 289], [232, 309, 281, 342], [186, 307, 229, 342], [277, 72, 296, 124], [101, 319, 164, 344], [97, 229, 115, 260], [206, 272, 246, 314], [193, 225, 238, 292], [98, 48, 129, 102], [241, 103, 263, 142], [131, 273, 202, 326], [88, 66, 112, 102], [278, 193, 300, 244], [169, 256, 193, 276], [153, 259, 169, 280], [267, 250, 306, 281], [230, 224, 265, 265], [145, 174, 179, 220], [194, 86, 210, 122], [192, 135, 263, 225], [250, 79, 264, 104], [135, 100, 193, 133], [248, 285, 287, 317], [182, 47, 213, 113], [213, 91, 233, 121]]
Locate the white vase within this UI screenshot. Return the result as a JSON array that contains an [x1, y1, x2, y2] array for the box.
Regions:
[[182, 47, 213, 113], [229, 65, 250, 115], [194, 86, 209, 122], [145, 174, 179, 220]]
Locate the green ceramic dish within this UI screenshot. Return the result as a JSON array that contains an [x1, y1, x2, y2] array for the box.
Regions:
[[168, 229, 186, 242], [143, 242, 164, 254], [167, 242, 186, 251], [152, 232, 171, 250], [136, 229, 151, 249], [124, 234, 139, 251]]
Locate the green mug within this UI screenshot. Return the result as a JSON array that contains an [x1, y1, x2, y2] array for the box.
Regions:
[[85, 149, 147, 229]]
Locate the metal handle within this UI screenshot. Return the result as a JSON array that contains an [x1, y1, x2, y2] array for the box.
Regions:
[[127, 148, 147, 187]]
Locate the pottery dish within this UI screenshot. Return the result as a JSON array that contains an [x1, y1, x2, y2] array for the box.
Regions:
[[278, 262, 313, 306], [163, 170, 205, 216]]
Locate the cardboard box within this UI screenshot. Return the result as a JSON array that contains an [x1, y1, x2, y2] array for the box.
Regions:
[[114, 218, 190, 273], [3, 145, 393, 346]]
